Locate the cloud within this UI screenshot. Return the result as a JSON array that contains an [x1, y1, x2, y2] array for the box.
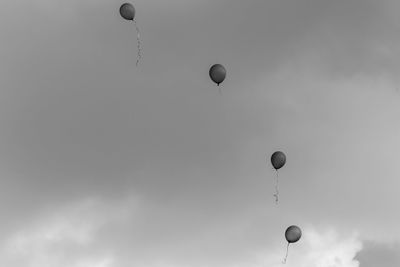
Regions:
[[0, 194, 364, 267], [257, 226, 362, 267], [0, 197, 137, 267]]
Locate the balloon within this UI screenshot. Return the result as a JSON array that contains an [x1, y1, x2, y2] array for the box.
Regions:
[[120, 3, 136, 20], [119, 3, 142, 66], [209, 64, 226, 86], [268, 151, 286, 204], [282, 225, 302, 263], [271, 151, 286, 170], [285, 225, 302, 243]]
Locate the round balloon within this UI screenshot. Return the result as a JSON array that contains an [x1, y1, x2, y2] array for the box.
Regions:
[[120, 3, 135, 20], [209, 64, 226, 85], [285, 225, 302, 243], [271, 151, 286, 170]]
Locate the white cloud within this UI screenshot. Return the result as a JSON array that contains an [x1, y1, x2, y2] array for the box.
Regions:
[[0, 197, 137, 267], [255, 227, 362, 267], [300, 228, 362, 267], [0, 196, 364, 267]]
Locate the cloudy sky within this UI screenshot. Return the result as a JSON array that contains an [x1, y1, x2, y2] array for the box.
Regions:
[[0, 0, 399, 266]]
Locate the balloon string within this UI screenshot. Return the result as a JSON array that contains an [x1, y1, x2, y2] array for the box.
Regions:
[[218, 86, 222, 96], [282, 242, 289, 264], [274, 170, 279, 204], [133, 19, 142, 66]]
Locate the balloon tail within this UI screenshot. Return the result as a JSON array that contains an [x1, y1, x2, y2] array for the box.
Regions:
[[282, 242, 289, 264], [133, 19, 142, 66], [218, 86, 222, 96], [274, 170, 279, 204]]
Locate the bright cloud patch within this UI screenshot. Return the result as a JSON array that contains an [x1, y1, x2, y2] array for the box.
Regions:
[[0, 197, 136, 267], [300, 228, 362, 267], [258, 227, 363, 267], [0, 204, 364, 267]]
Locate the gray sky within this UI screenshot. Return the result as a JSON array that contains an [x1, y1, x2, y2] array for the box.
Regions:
[[0, 0, 399, 266]]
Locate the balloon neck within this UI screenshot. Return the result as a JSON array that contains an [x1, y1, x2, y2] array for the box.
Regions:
[[217, 83, 220, 86]]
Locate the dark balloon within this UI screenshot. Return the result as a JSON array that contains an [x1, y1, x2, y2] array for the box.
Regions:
[[120, 3, 135, 20], [283, 225, 302, 263], [271, 151, 286, 170], [209, 64, 226, 85], [285, 225, 302, 243]]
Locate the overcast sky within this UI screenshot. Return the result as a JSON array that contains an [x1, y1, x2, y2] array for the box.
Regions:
[[0, 0, 399, 266]]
